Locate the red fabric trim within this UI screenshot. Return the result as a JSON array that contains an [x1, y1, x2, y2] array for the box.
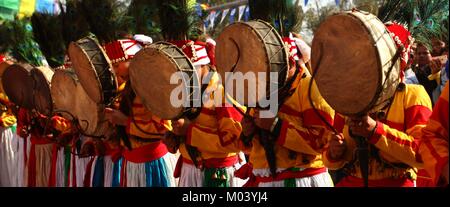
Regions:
[[48, 144, 58, 187], [336, 175, 414, 187], [182, 155, 238, 168], [302, 109, 333, 126], [173, 155, 183, 178], [333, 114, 345, 133], [385, 120, 404, 132], [368, 121, 386, 145], [405, 105, 432, 129], [122, 141, 168, 163], [83, 156, 95, 187], [276, 121, 290, 146], [279, 105, 301, 117], [30, 135, 53, 145], [201, 108, 216, 116], [28, 143, 36, 187], [216, 106, 243, 122]]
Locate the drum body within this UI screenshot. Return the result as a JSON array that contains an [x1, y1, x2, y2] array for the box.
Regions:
[[68, 36, 118, 105], [51, 68, 111, 137], [216, 20, 289, 106], [129, 42, 198, 120], [30, 66, 54, 116], [51, 69, 78, 120], [312, 11, 400, 116], [1, 63, 34, 109]]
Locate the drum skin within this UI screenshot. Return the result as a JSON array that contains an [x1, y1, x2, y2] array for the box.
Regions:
[[51, 69, 78, 120], [68, 36, 117, 105], [129, 42, 198, 120], [216, 20, 289, 106], [312, 11, 400, 116]]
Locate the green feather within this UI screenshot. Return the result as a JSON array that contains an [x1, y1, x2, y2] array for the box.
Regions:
[[0, 18, 45, 66], [157, 0, 200, 40]]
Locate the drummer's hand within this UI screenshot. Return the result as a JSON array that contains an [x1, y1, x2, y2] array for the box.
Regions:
[[430, 58, 444, 74], [328, 133, 347, 160], [163, 131, 182, 153], [104, 108, 128, 126], [172, 118, 191, 136], [348, 115, 377, 138], [291, 32, 303, 40], [241, 116, 256, 136]]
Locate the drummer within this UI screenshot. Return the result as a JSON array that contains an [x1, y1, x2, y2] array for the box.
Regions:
[[236, 33, 336, 187], [324, 23, 433, 187], [103, 35, 177, 187], [166, 37, 247, 187]]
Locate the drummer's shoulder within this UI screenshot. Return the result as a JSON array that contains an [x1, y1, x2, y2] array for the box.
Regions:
[[402, 84, 432, 108]]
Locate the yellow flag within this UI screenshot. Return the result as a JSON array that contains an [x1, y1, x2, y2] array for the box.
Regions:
[[18, 0, 37, 19]]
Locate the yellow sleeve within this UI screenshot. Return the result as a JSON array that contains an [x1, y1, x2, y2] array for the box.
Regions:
[[275, 78, 335, 156], [126, 97, 171, 138], [419, 82, 449, 184], [187, 105, 245, 153], [368, 85, 432, 169]]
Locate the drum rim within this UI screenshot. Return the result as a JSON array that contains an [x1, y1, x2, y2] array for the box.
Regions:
[[130, 41, 198, 120], [313, 11, 399, 116], [70, 36, 116, 104], [30, 66, 54, 116], [217, 20, 289, 106]]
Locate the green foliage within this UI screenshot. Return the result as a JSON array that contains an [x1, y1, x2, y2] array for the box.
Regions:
[[157, 0, 201, 40], [31, 12, 66, 68], [80, 0, 130, 43], [127, 0, 162, 40], [59, 0, 90, 46]]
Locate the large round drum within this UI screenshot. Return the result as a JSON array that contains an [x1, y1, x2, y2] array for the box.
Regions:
[[129, 42, 199, 120], [1, 63, 34, 109], [312, 10, 400, 116], [68, 36, 118, 105], [51, 69, 78, 120], [216, 20, 289, 106]]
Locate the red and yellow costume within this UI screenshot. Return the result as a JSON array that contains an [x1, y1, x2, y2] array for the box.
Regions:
[[323, 23, 433, 187], [419, 82, 449, 186], [104, 36, 176, 187], [237, 66, 335, 187]]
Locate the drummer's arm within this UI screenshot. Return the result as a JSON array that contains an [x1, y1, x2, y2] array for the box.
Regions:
[[273, 89, 335, 156], [368, 86, 432, 169], [187, 105, 246, 152]]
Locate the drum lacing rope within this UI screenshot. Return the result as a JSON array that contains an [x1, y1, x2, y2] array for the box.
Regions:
[[52, 110, 105, 139]]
